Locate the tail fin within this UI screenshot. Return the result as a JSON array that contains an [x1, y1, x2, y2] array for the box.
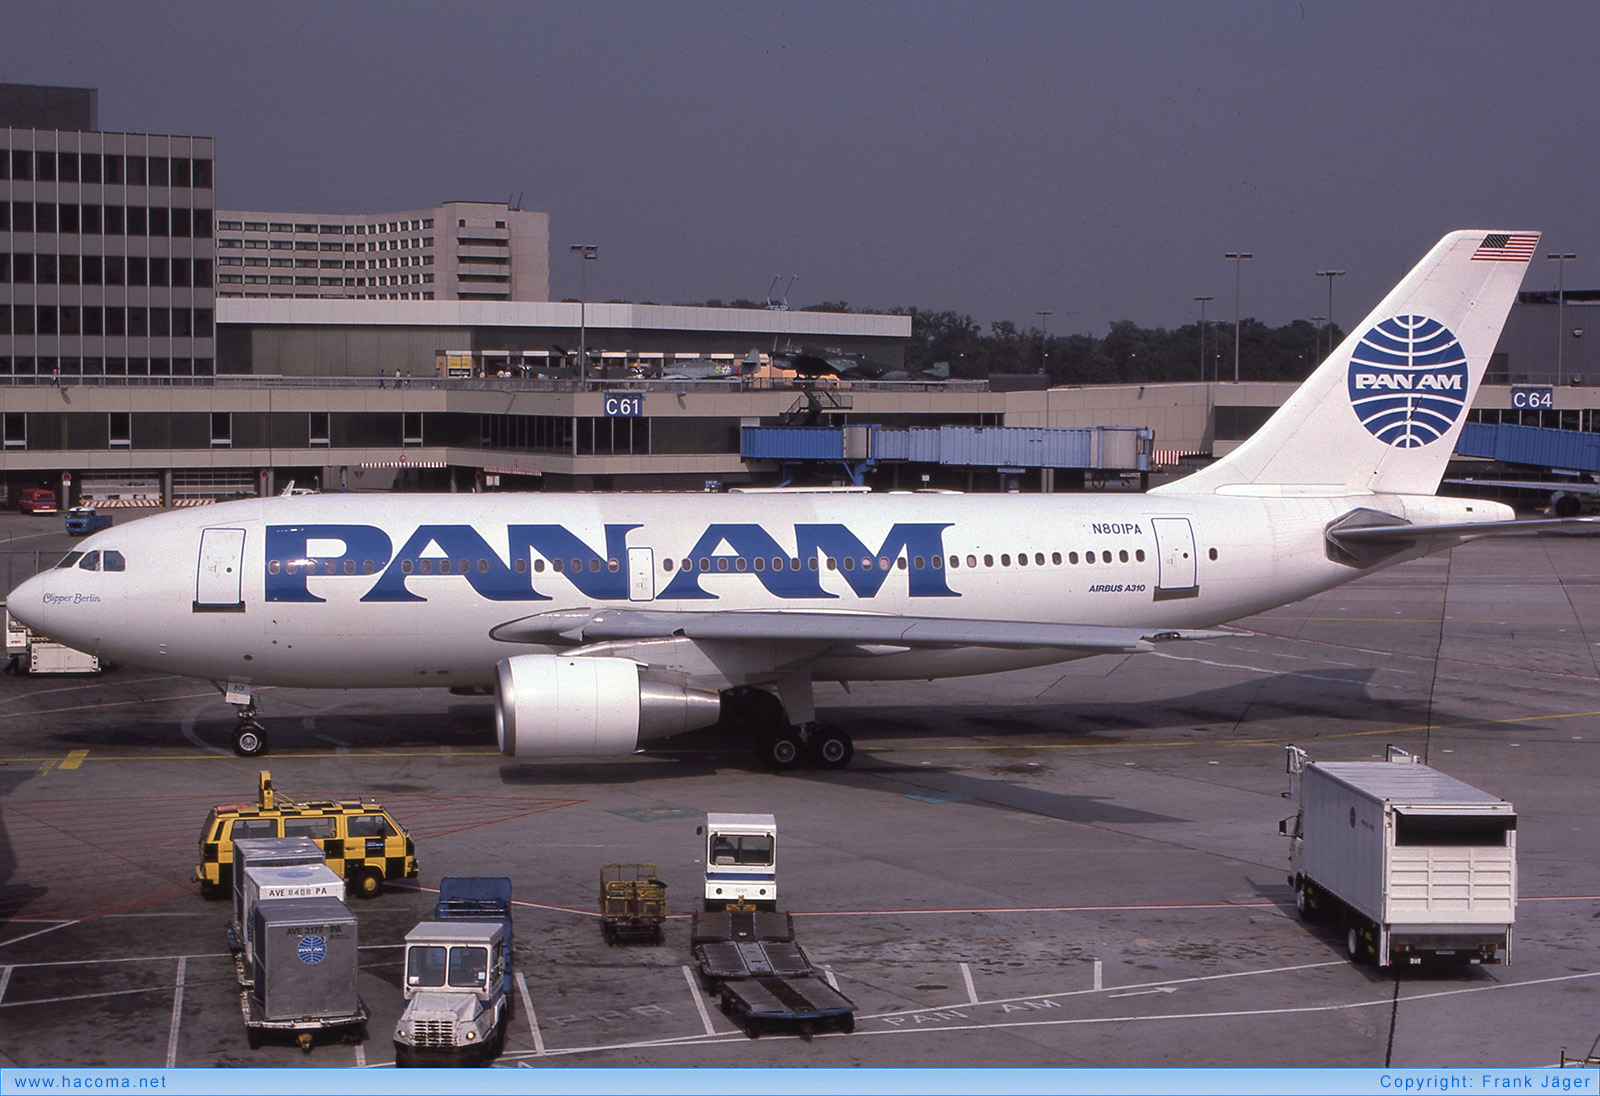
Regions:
[[1155, 230, 1538, 497]]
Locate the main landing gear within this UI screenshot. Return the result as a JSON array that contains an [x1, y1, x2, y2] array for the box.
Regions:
[[724, 686, 853, 772], [217, 681, 269, 757]]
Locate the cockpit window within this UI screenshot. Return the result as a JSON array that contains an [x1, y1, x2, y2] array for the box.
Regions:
[[79, 551, 100, 572], [103, 550, 126, 572], [55, 552, 85, 570]]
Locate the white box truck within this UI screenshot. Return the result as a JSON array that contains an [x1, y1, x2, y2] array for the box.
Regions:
[[1282, 746, 1516, 967]]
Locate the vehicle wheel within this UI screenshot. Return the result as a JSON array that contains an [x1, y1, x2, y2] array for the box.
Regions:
[[808, 726, 853, 770], [394, 1044, 415, 1069], [352, 868, 383, 899], [232, 724, 268, 757], [757, 727, 804, 771], [246, 1027, 262, 1050], [838, 1011, 856, 1034], [1347, 924, 1371, 964]]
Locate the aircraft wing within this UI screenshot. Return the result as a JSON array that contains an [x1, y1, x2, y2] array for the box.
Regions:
[[490, 608, 1243, 653]]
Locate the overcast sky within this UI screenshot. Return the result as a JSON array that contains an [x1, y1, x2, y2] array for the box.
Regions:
[[7, 1, 1598, 334]]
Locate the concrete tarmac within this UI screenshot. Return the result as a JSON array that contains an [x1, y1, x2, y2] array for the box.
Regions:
[[1, 512, 1598, 1069]]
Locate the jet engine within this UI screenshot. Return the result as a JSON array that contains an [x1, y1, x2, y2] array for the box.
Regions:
[[495, 654, 723, 758]]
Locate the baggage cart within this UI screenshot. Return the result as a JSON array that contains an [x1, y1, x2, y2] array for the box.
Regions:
[[599, 863, 667, 944]]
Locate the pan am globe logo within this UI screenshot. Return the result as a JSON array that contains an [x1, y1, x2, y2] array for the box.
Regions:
[[1347, 315, 1470, 448]]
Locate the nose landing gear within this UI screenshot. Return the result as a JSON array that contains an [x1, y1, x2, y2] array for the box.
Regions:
[[216, 681, 269, 757]]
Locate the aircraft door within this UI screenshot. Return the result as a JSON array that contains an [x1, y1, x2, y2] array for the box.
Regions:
[[628, 547, 655, 602], [1151, 517, 1199, 598], [195, 527, 247, 612]]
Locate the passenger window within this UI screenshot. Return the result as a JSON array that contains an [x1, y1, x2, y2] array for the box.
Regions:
[[983, 554, 994, 568], [1119, 550, 1129, 563], [1136, 550, 1146, 563], [1052, 552, 1062, 565], [1086, 552, 1096, 564], [284, 816, 335, 840], [1035, 553, 1045, 566], [231, 818, 279, 840], [79, 551, 101, 571], [1017, 553, 1027, 566], [103, 550, 126, 572], [347, 814, 394, 839], [965, 555, 976, 568]]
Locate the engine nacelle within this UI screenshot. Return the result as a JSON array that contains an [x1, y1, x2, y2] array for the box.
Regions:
[[495, 654, 723, 758]]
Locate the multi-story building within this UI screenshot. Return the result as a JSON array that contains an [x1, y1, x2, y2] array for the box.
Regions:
[[1, 83, 217, 385], [214, 203, 548, 301]]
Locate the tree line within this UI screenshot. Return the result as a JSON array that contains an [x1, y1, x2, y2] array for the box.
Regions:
[[691, 298, 1345, 385]]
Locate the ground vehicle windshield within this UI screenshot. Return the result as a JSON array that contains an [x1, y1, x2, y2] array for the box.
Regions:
[[406, 945, 490, 990], [709, 834, 773, 866]]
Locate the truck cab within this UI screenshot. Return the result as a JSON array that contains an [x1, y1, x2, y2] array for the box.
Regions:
[[702, 812, 777, 911]]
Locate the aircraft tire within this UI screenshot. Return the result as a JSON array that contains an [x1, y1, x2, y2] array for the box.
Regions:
[[233, 724, 268, 757], [808, 726, 854, 770], [757, 727, 804, 771]]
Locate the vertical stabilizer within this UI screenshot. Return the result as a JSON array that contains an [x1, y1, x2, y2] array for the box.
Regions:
[[1155, 231, 1537, 497]]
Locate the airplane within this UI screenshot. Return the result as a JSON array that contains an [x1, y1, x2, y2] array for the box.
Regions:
[[657, 350, 764, 381], [770, 345, 949, 383], [1444, 475, 1600, 517], [7, 230, 1572, 773]]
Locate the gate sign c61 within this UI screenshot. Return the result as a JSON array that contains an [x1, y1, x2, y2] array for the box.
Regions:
[[605, 394, 643, 418], [1511, 385, 1555, 410]]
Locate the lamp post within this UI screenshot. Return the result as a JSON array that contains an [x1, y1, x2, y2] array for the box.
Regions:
[[1035, 310, 1052, 376], [570, 244, 598, 382], [1315, 269, 1345, 360], [1225, 252, 1253, 381], [1194, 296, 1213, 381], [1548, 253, 1576, 385]]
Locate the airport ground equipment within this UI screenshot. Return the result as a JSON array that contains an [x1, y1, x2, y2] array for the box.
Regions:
[[64, 506, 112, 536], [394, 877, 514, 1068], [241, 895, 366, 1052], [4, 607, 101, 675], [227, 837, 325, 942], [599, 863, 667, 944], [1282, 745, 1517, 967], [196, 770, 418, 897], [689, 909, 855, 1038], [233, 862, 346, 979], [701, 812, 778, 911]]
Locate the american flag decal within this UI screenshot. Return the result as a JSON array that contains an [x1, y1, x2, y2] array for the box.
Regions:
[[1471, 232, 1538, 262]]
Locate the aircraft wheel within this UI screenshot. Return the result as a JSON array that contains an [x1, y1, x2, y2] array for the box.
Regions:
[[808, 726, 854, 770], [233, 723, 268, 757], [757, 727, 804, 771]]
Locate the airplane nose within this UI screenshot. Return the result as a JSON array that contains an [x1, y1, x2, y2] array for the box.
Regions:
[[6, 572, 48, 635]]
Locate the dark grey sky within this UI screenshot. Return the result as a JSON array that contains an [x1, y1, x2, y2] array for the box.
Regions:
[[8, 1, 1598, 336]]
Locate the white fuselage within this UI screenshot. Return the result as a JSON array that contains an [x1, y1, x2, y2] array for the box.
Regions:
[[8, 489, 1505, 690]]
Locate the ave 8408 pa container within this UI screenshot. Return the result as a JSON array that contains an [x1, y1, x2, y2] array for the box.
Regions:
[[1283, 746, 1516, 967]]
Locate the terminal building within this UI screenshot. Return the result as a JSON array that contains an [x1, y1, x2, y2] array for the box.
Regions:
[[4, 82, 1599, 508]]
